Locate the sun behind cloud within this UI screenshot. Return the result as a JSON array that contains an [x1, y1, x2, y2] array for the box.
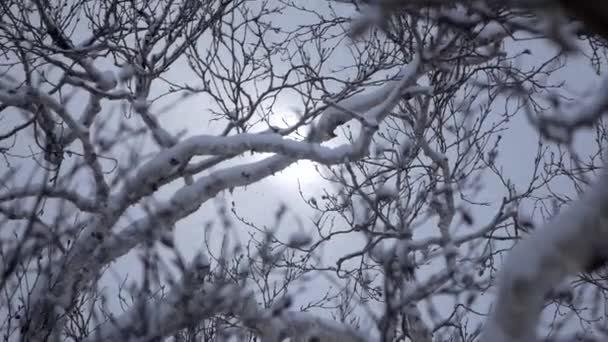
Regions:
[[276, 159, 323, 185]]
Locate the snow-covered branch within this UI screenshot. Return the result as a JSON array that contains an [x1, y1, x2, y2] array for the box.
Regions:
[[481, 170, 608, 341], [85, 57, 425, 279], [18, 53, 424, 340], [4, 0, 608, 341], [0, 184, 98, 212]]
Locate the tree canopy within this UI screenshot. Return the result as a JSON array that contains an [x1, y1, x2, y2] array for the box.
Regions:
[[1, 0, 608, 341]]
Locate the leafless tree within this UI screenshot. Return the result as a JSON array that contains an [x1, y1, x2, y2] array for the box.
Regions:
[[1, 0, 608, 341]]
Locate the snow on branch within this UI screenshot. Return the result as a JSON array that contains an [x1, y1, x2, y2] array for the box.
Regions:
[[315, 54, 422, 140], [89, 283, 368, 342], [95, 55, 423, 267], [535, 74, 608, 142], [251, 310, 367, 342], [480, 170, 608, 341], [87, 253, 367, 342], [0, 80, 110, 201], [93, 154, 297, 267], [21, 55, 425, 341], [0, 183, 98, 212], [86, 281, 251, 341]]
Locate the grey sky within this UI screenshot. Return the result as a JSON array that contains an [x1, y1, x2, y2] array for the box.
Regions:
[[1, 1, 605, 340]]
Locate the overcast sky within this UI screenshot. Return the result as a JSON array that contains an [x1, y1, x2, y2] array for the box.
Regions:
[[1, 0, 605, 337]]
